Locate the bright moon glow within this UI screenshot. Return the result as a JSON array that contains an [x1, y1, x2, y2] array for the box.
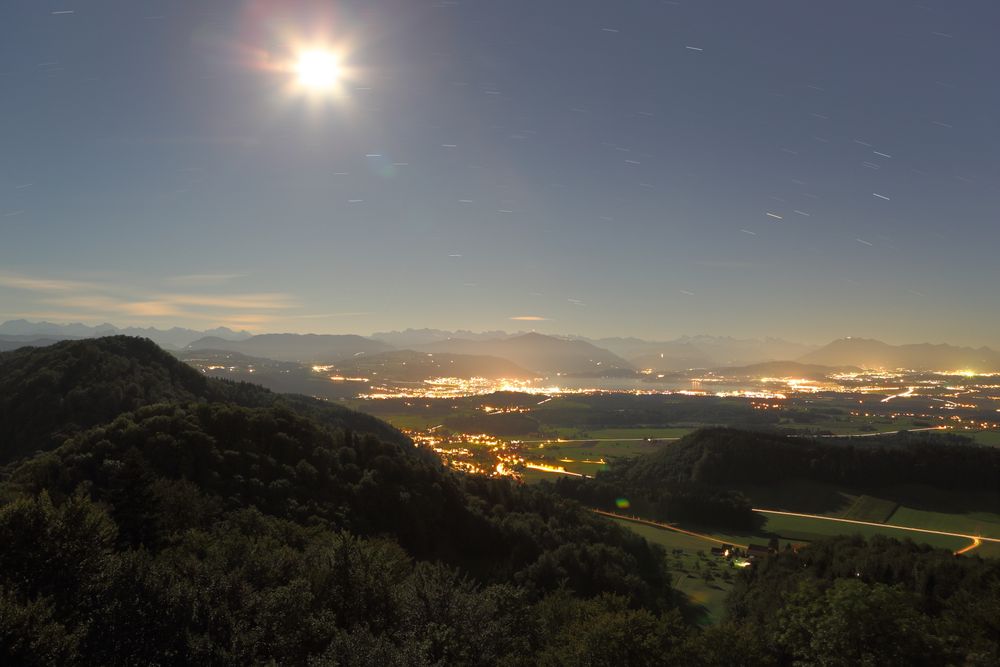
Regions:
[[295, 50, 340, 90]]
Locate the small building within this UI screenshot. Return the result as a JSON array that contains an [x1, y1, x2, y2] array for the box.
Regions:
[[746, 543, 772, 558]]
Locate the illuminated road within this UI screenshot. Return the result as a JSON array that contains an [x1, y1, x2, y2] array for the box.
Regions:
[[525, 426, 957, 445], [880, 386, 916, 403], [525, 427, 949, 444], [794, 426, 950, 439], [591, 510, 748, 548], [595, 508, 996, 556], [524, 463, 589, 478], [752, 508, 1000, 555], [955, 537, 982, 555], [516, 437, 682, 444]]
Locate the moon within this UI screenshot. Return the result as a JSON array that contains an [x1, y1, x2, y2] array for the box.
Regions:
[[295, 50, 341, 91]]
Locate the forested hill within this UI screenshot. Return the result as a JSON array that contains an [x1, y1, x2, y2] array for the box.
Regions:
[[556, 427, 1000, 531], [0, 336, 405, 465], [620, 427, 1000, 492], [4, 401, 672, 598]]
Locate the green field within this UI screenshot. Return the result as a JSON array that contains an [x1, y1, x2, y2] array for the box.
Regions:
[[886, 507, 1000, 540], [778, 416, 925, 435], [735, 479, 999, 553], [842, 495, 899, 522], [610, 519, 716, 552], [754, 512, 969, 551], [678, 512, 977, 556], [608, 518, 735, 625], [608, 504, 992, 623], [969, 429, 1000, 446]]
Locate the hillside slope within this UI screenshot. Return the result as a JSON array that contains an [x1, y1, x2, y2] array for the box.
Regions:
[[331, 349, 536, 380], [556, 427, 1000, 531], [710, 360, 858, 378], [0, 337, 405, 465], [615, 427, 999, 491], [186, 333, 392, 363], [416, 332, 633, 375], [0, 319, 251, 349], [800, 337, 1000, 371]]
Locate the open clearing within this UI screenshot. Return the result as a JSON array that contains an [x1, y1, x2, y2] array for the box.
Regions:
[[969, 429, 1000, 446], [608, 518, 735, 625], [885, 507, 1000, 540], [753, 511, 969, 551], [841, 495, 899, 522]]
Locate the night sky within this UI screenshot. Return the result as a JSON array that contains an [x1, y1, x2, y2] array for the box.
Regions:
[[2, 1, 998, 345]]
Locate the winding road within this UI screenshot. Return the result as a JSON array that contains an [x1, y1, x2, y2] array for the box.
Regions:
[[592, 510, 748, 549], [752, 508, 1000, 555], [596, 508, 999, 556]]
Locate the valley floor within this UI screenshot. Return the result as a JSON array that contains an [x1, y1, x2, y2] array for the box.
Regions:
[[604, 500, 1000, 623]]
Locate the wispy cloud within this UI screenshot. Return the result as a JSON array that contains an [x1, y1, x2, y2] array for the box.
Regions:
[[0, 270, 298, 331], [510, 315, 549, 321], [41, 296, 186, 318], [161, 293, 295, 310], [0, 272, 105, 293]]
